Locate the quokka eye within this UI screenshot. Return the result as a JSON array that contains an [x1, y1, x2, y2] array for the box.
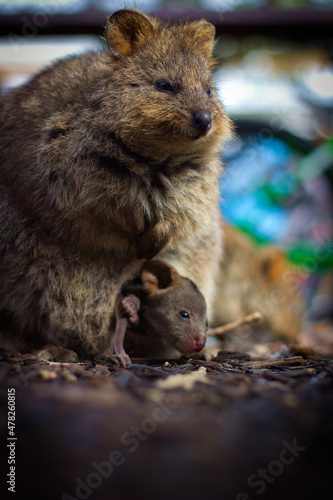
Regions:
[[155, 80, 175, 94], [179, 310, 190, 320], [207, 88, 212, 97]]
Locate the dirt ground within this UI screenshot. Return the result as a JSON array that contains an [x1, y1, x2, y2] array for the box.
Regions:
[[0, 322, 333, 500]]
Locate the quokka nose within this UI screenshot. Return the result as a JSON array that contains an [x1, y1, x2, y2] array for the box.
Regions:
[[192, 111, 212, 134]]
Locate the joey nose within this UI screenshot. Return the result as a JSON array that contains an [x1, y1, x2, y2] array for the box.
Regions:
[[193, 337, 206, 352], [192, 111, 212, 134]]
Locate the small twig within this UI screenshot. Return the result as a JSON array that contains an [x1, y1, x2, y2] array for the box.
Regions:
[[208, 311, 264, 337]]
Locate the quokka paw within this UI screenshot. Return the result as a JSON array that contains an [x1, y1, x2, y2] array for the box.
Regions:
[[135, 222, 176, 260], [107, 353, 132, 368], [36, 345, 79, 363]]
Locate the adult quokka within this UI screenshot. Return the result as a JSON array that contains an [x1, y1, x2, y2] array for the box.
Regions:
[[0, 9, 232, 358]]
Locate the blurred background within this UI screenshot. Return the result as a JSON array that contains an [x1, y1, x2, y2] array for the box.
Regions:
[[0, 0, 332, 335]]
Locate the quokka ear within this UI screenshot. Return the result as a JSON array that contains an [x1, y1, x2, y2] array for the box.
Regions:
[[188, 21, 216, 56], [141, 261, 180, 294], [261, 249, 288, 282], [106, 9, 154, 59]]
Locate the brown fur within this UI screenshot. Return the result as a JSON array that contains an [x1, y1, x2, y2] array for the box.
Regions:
[[0, 9, 231, 357], [212, 223, 304, 341]]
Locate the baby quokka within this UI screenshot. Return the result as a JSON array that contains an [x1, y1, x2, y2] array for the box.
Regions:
[[113, 261, 208, 366]]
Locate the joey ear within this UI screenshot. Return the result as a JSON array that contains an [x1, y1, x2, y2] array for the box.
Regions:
[[141, 261, 180, 294], [106, 9, 154, 59], [261, 249, 287, 282], [188, 21, 216, 56]]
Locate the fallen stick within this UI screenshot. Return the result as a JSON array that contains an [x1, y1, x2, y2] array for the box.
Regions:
[[208, 311, 264, 337]]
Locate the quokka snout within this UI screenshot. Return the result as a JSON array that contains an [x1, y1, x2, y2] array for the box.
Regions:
[[103, 9, 229, 152]]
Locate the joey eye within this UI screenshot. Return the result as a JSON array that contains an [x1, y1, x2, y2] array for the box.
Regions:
[[179, 310, 190, 320], [207, 88, 212, 97], [155, 80, 175, 94], [206, 320, 208, 330]]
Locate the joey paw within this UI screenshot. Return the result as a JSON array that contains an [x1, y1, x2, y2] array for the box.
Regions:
[[121, 295, 140, 326]]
